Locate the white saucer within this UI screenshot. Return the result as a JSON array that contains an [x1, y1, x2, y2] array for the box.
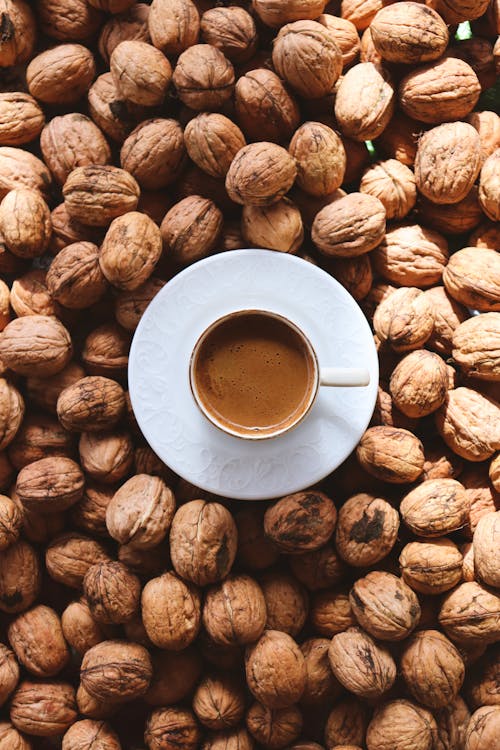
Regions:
[[129, 249, 378, 500]]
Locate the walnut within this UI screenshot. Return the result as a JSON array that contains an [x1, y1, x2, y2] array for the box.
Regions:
[[226, 142, 297, 206], [328, 626, 396, 699], [335, 492, 399, 567], [312, 192, 385, 257], [360, 160, 416, 219], [434, 695, 470, 750], [0, 721, 29, 750], [62, 719, 121, 750], [366, 699, 438, 750], [449, 36, 497, 90], [193, 674, 245, 731], [0, 188, 51, 259], [88, 73, 145, 144], [235, 69, 300, 144], [61, 599, 110, 656], [16, 456, 84, 513], [356, 426, 425, 483], [467, 110, 500, 165], [436, 0, 490, 24], [47, 242, 108, 310], [26, 360, 85, 414], [389, 350, 449, 418], [145, 647, 202, 706], [184, 113, 245, 179], [200, 7, 257, 62], [83, 560, 140, 625], [41, 114, 111, 186], [370, 2, 448, 63], [37, 0, 104, 42], [9, 270, 59, 319], [288, 543, 346, 591], [8, 605, 69, 678], [45, 532, 110, 589], [325, 255, 373, 302], [148, 0, 200, 56], [133, 443, 174, 482], [464, 706, 500, 750], [27, 44, 95, 105], [264, 491, 336, 554], [100, 210, 162, 290], [10, 680, 77, 737], [202, 728, 254, 750], [435, 387, 500, 462], [414, 122, 481, 204], [241, 198, 303, 254], [235, 507, 279, 571], [400, 57, 480, 125], [0, 540, 40, 614], [0, 92, 44, 146], [466, 652, 500, 709], [350, 571, 421, 641], [400, 478, 468, 537], [115, 277, 166, 331], [375, 111, 420, 166], [49, 203, 103, 255], [373, 287, 434, 352], [318, 14, 360, 67], [260, 571, 308, 636], [272, 21, 342, 100], [479, 148, 500, 221], [300, 638, 341, 707], [10, 413, 74, 470], [99, 3, 150, 64], [173, 44, 234, 110], [170, 500, 237, 585], [399, 538, 463, 595], [473, 511, 500, 588], [76, 684, 117, 721], [417, 187, 483, 235], [0, 644, 19, 707], [0, 495, 21, 550], [82, 324, 131, 378], [252, 0, 327, 28], [63, 165, 140, 227], [245, 629, 306, 709], [424, 286, 469, 356], [461, 541, 476, 582], [377, 222, 448, 286], [0, 378, 24, 451], [0, 147, 51, 201], [247, 702, 302, 747], [110, 41, 171, 107], [142, 571, 201, 650], [439, 581, 500, 644], [79, 430, 133, 484], [202, 574, 267, 646], [105, 473, 175, 549], [81, 640, 152, 703], [453, 313, 500, 382], [0, 0, 35, 66], [289, 122, 345, 197], [310, 587, 355, 637], [400, 630, 465, 709], [444, 247, 500, 313], [334, 63, 394, 141], [145, 707, 200, 750], [160, 196, 222, 265], [325, 697, 367, 748]]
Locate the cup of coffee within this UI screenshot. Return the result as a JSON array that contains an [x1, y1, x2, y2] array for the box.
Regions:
[[189, 309, 370, 440]]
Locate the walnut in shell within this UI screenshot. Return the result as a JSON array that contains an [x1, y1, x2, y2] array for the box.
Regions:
[[443, 247, 500, 313], [45, 532, 110, 589], [145, 707, 200, 750], [145, 647, 202, 707], [0, 540, 40, 614], [47, 242, 108, 309], [115, 277, 166, 331], [160, 196, 223, 265], [193, 674, 245, 731], [98, 3, 150, 64], [57, 376, 124, 433], [8, 413, 74, 470], [350, 571, 421, 641], [0, 644, 19, 707], [390, 350, 448, 418], [0, 146, 51, 201], [467, 110, 500, 165], [40, 113, 111, 186], [37, 0, 104, 42], [0, 188, 51, 258], [399, 538, 463, 595], [288, 543, 345, 591], [184, 113, 245, 179], [83, 560, 140, 625], [106, 473, 175, 549], [61, 599, 110, 656], [479, 148, 500, 221], [289, 122, 346, 197], [334, 62, 394, 141], [435, 387, 500, 462], [79, 430, 133, 483], [148, 0, 200, 56], [400, 478, 468, 537], [373, 287, 434, 352], [235, 68, 300, 145], [464, 706, 500, 750], [49, 203, 103, 255], [325, 697, 367, 748], [439, 581, 500, 644], [142, 571, 201, 650], [335, 492, 399, 567], [318, 14, 360, 67], [10, 680, 77, 737], [0, 494, 21, 550], [203, 574, 267, 646], [241, 198, 303, 254], [356, 426, 425, 483], [436, 0, 490, 24], [473, 511, 500, 588], [375, 222, 449, 287], [0, 378, 24, 452], [452, 313, 500, 381], [63, 165, 140, 226], [310, 587, 355, 637], [203, 728, 255, 750], [370, 2, 448, 63], [88, 72, 144, 144], [0, 0, 36, 67], [312, 192, 386, 257], [400, 630, 465, 709], [328, 626, 396, 699], [366, 699, 437, 750], [245, 630, 306, 708], [260, 571, 308, 637], [82, 324, 131, 378], [26, 360, 85, 415], [27, 44, 96, 104], [325, 255, 373, 302], [226, 142, 297, 206], [16, 456, 84, 513], [81, 640, 152, 703], [200, 6, 257, 62], [235, 507, 279, 571], [252, 0, 327, 27], [111, 41, 171, 107], [8, 605, 69, 678], [300, 637, 341, 706], [360, 160, 416, 220], [425, 286, 469, 356], [62, 719, 121, 750], [414, 122, 481, 205], [100, 210, 162, 289], [264, 491, 336, 554], [173, 44, 234, 110]]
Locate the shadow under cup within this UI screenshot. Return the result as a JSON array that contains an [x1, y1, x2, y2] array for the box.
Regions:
[[189, 310, 319, 440]]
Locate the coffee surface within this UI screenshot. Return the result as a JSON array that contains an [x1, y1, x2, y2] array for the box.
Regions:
[[193, 312, 315, 435]]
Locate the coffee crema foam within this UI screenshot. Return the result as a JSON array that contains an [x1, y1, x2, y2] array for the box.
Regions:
[[192, 312, 316, 436]]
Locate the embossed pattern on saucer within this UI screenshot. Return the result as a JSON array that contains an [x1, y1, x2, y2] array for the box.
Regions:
[[128, 249, 379, 500]]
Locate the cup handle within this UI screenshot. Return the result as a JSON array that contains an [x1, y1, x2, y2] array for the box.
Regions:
[[319, 367, 370, 387]]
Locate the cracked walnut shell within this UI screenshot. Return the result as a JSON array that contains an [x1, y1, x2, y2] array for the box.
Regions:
[[335, 493, 399, 567], [245, 629, 306, 708], [81, 640, 152, 704], [350, 571, 421, 641], [226, 142, 297, 207]]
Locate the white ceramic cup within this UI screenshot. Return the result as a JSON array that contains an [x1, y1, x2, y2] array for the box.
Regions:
[[189, 308, 370, 441]]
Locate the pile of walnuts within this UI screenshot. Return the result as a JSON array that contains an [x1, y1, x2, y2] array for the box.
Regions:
[[0, 0, 499, 748]]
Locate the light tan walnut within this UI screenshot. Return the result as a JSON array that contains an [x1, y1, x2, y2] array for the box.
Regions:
[[350, 571, 421, 641], [360, 160, 416, 220], [312, 192, 386, 257], [0, 92, 44, 146], [62, 719, 121, 750], [399, 538, 463, 595], [37, 0, 104, 42], [9, 270, 58, 322], [100, 211, 162, 290], [173, 44, 234, 110], [8, 605, 69, 678], [184, 113, 245, 179], [389, 350, 448, 418], [88, 72, 146, 144], [111, 40, 171, 107], [366, 699, 438, 750], [356, 425, 425, 483], [148, 0, 200, 56], [61, 599, 110, 657], [370, 2, 448, 63], [0, 0, 36, 67], [63, 165, 140, 227], [289, 122, 346, 197], [241, 199, 303, 254], [245, 630, 306, 708], [252, 0, 327, 28], [424, 286, 469, 356], [16, 456, 84, 513], [45, 532, 110, 589], [334, 62, 394, 141], [10, 681, 77, 737], [0, 188, 51, 258], [0, 644, 19, 707], [82, 324, 131, 379], [160, 196, 223, 265], [27, 44, 95, 104], [467, 110, 500, 165], [452, 313, 500, 381], [400, 478, 468, 537], [479, 148, 500, 221], [439, 581, 500, 644], [47, 242, 108, 310], [79, 430, 134, 484], [436, 0, 490, 24], [373, 287, 434, 352], [235, 69, 300, 145], [373, 223, 448, 288], [0, 147, 51, 201], [329, 626, 396, 699], [473, 511, 500, 588], [83, 560, 140, 625], [464, 706, 500, 750], [226, 142, 297, 206], [444, 247, 500, 313], [0, 378, 24, 452], [435, 387, 500, 462], [40, 113, 111, 186], [141, 571, 201, 650], [260, 571, 308, 637], [99, 3, 150, 64], [318, 14, 360, 67], [200, 6, 257, 62]]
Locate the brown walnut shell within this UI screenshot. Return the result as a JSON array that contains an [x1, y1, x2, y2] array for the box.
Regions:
[[479, 148, 500, 221], [0, 644, 19, 707], [148, 0, 200, 56], [7, 412, 74, 470], [98, 3, 151, 64], [10, 681, 77, 737], [45, 532, 110, 589], [310, 588, 355, 637], [16, 456, 84, 514], [439, 581, 500, 644], [0, 378, 24, 452], [202, 574, 267, 648], [436, 0, 490, 24], [452, 313, 500, 381], [400, 478, 468, 537], [370, 2, 448, 64], [328, 626, 396, 699], [467, 110, 500, 166], [173, 44, 234, 111], [0, 188, 51, 259], [100, 210, 162, 290], [0, 92, 44, 146], [47, 242, 108, 310], [145, 707, 201, 750], [474, 511, 500, 588], [264, 491, 336, 554], [0, 147, 51, 201], [82, 324, 131, 378], [145, 647, 202, 707], [359, 159, 416, 220], [226, 142, 297, 206], [8, 605, 69, 678], [444, 247, 500, 313], [37, 0, 104, 42], [200, 6, 257, 63], [193, 674, 245, 731], [373, 223, 448, 288], [40, 113, 111, 186], [0, 0, 36, 67], [79, 430, 134, 484], [61, 719, 121, 750], [111, 40, 171, 107], [366, 699, 438, 750], [325, 697, 367, 748], [252, 0, 327, 28], [61, 599, 110, 657], [81, 640, 152, 703], [464, 706, 500, 750], [399, 538, 463, 595], [184, 113, 246, 179], [318, 14, 360, 67], [350, 570, 421, 641], [245, 630, 306, 709], [300, 637, 341, 706], [0, 494, 22, 550], [63, 165, 140, 227], [260, 571, 308, 637], [235, 69, 300, 145], [390, 350, 448, 418], [27, 44, 95, 105], [160, 196, 223, 265], [83, 560, 140, 625], [88, 72, 145, 144], [115, 277, 166, 331], [334, 62, 394, 141], [0, 540, 40, 614], [241, 198, 303, 254], [141, 571, 201, 650], [424, 286, 469, 356], [356, 425, 424, 483], [289, 122, 346, 197], [435, 387, 500, 462], [335, 492, 399, 567], [312, 192, 386, 257]]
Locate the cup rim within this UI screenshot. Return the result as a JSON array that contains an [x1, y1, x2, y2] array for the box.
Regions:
[[188, 308, 320, 441]]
